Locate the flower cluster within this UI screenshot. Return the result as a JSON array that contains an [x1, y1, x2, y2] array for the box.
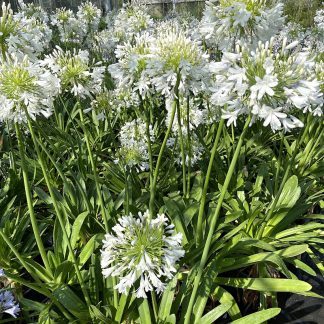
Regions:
[[111, 5, 154, 43], [0, 55, 61, 124], [200, 0, 284, 51], [210, 40, 323, 132], [116, 118, 154, 170], [109, 27, 210, 99], [0, 2, 51, 61], [101, 210, 184, 298], [41, 47, 105, 98]]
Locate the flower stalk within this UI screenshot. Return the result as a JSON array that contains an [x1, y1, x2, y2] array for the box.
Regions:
[[184, 116, 251, 324], [14, 123, 53, 277]]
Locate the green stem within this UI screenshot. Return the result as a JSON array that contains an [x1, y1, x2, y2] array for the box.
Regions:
[[6, 121, 16, 173], [26, 117, 92, 308], [79, 108, 109, 232], [176, 93, 187, 197], [14, 123, 53, 276], [196, 119, 224, 246], [186, 96, 191, 198], [149, 75, 180, 215], [145, 111, 154, 218], [184, 116, 251, 324], [274, 132, 284, 196]]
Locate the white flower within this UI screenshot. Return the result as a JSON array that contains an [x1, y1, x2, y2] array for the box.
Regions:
[[0, 54, 60, 124], [101, 210, 184, 298], [250, 75, 278, 100], [117, 118, 154, 170], [200, 0, 284, 51], [259, 105, 287, 132], [210, 40, 323, 132], [0, 290, 20, 318], [41, 47, 104, 99]]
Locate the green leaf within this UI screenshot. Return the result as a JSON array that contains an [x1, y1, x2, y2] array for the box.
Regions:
[[52, 285, 89, 320], [79, 234, 103, 268], [199, 302, 232, 324], [214, 277, 312, 292], [231, 308, 281, 324], [138, 298, 152, 324], [71, 211, 89, 249], [158, 275, 178, 321]]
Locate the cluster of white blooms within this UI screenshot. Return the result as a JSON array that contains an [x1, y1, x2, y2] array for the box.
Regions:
[[111, 5, 154, 43], [210, 40, 323, 132], [77, 1, 102, 33], [51, 8, 85, 45], [0, 270, 20, 318], [116, 118, 154, 170], [16, 0, 49, 23], [200, 0, 284, 51], [165, 97, 206, 166], [101, 210, 184, 298], [149, 27, 210, 97], [314, 8, 324, 32], [165, 97, 207, 133], [51, 2, 102, 46], [109, 32, 154, 97], [91, 29, 117, 61], [0, 54, 61, 124], [273, 20, 324, 55], [41, 47, 105, 99], [0, 2, 51, 61]]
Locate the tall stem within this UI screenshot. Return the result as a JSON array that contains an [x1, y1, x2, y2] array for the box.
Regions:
[[79, 108, 109, 232], [184, 116, 251, 324], [14, 123, 53, 276], [145, 111, 154, 218], [196, 119, 224, 246], [176, 93, 187, 197], [26, 117, 91, 308], [186, 96, 191, 198], [149, 75, 180, 215]]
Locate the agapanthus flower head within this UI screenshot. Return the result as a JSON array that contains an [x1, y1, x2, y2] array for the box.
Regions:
[[210, 39, 323, 132], [77, 1, 101, 32], [0, 290, 20, 318], [0, 3, 19, 55], [0, 54, 61, 124], [8, 16, 52, 61], [108, 32, 154, 95], [101, 210, 184, 298], [200, 0, 284, 51], [116, 118, 154, 170], [148, 27, 210, 96], [51, 8, 85, 45], [314, 8, 324, 32], [16, 0, 49, 23], [41, 47, 105, 99], [111, 5, 154, 43]]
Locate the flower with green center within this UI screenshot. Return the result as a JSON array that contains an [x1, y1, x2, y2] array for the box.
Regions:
[[0, 54, 61, 123], [148, 27, 210, 97], [209, 39, 323, 132], [101, 210, 184, 298], [41, 47, 105, 99], [77, 1, 101, 31], [200, 0, 284, 51], [0, 3, 19, 57], [116, 118, 154, 171]]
